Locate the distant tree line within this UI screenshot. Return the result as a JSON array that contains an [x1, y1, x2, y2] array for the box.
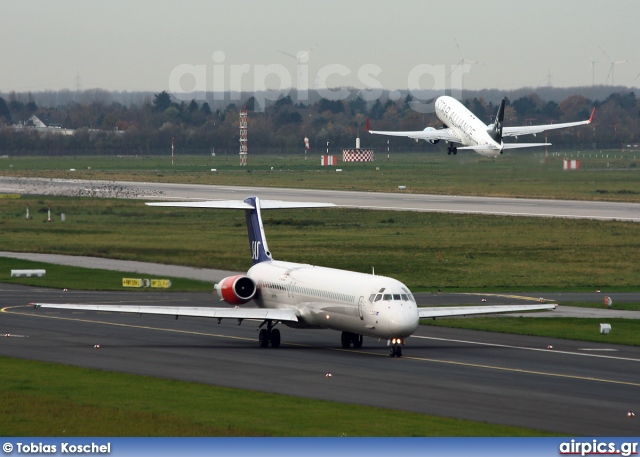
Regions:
[[0, 88, 638, 156]]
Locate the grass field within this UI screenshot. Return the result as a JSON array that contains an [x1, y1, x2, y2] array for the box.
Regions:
[[0, 356, 555, 436], [0, 257, 212, 291], [423, 317, 639, 346], [2, 152, 640, 201], [1, 195, 639, 292]]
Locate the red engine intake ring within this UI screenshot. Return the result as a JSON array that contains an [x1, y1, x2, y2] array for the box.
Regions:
[[216, 275, 256, 305]]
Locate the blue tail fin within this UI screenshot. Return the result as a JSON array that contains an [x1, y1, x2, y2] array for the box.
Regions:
[[244, 197, 273, 264]]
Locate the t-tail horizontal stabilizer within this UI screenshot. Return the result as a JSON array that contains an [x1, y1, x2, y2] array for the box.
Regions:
[[146, 197, 335, 265]]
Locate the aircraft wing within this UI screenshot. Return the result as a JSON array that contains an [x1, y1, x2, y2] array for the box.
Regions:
[[456, 143, 551, 153], [502, 108, 595, 138], [368, 128, 461, 143], [417, 303, 556, 319], [32, 303, 299, 322]]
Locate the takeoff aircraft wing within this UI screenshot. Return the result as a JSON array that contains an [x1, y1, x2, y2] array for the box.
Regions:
[[417, 303, 556, 319], [457, 143, 552, 152], [32, 303, 299, 322], [502, 108, 595, 138], [368, 127, 461, 143]]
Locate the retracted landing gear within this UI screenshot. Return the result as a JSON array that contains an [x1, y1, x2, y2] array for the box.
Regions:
[[340, 331, 363, 349], [258, 320, 281, 348], [388, 338, 404, 357]]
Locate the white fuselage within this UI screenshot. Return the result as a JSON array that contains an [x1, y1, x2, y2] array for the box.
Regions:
[[247, 260, 419, 339], [435, 96, 502, 157]]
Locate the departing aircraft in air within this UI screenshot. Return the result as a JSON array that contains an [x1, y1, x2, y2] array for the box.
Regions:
[[33, 197, 555, 357], [368, 96, 595, 158]]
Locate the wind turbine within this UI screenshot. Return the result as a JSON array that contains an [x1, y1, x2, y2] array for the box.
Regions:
[[600, 47, 630, 86], [278, 43, 318, 90], [588, 58, 598, 86], [450, 38, 481, 95]]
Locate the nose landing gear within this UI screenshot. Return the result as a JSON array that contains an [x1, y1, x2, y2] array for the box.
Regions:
[[388, 338, 404, 357]]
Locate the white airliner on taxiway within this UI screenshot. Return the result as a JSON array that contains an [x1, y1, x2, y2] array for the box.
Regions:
[[368, 96, 595, 158], [34, 197, 555, 357]]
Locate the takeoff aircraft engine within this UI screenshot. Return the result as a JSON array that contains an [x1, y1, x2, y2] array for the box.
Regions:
[[423, 127, 439, 144], [215, 275, 257, 305]]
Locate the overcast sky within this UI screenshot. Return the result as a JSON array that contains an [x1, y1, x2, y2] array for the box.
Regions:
[[3, 0, 640, 96]]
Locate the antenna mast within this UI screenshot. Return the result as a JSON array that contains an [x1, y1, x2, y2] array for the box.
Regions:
[[239, 107, 248, 166]]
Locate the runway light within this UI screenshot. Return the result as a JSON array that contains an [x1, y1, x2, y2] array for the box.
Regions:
[[326, 314, 330, 319], [481, 298, 487, 302], [547, 345, 554, 349], [326, 372, 332, 378], [94, 344, 100, 349], [628, 411, 635, 418], [63, 288, 68, 292], [5, 334, 10, 337]]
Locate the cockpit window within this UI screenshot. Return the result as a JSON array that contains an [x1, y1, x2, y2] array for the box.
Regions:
[[401, 294, 409, 301], [369, 294, 375, 302], [383, 294, 392, 301], [393, 294, 401, 300], [374, 294, 382, 302]]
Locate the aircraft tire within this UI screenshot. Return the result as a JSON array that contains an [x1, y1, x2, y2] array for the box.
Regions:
[[353, 334, 363, 349], [259, 329, 269, 348], [270, 329, 281, 348], [341, 331, 353, 348]]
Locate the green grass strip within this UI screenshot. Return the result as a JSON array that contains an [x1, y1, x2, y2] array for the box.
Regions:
[[423, 317, 640, 346], [0, 357, 555, 437]]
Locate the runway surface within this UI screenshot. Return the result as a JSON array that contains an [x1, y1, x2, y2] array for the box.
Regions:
[[2, 176, 640, 221], [2, 284, 639, 436]]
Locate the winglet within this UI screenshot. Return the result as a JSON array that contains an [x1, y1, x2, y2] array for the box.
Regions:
[[366, 118, 370, 132], [588, 107, 596, 124]]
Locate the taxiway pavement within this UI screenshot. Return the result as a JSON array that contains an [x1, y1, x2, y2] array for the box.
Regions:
[[2, 284, 639, 436]]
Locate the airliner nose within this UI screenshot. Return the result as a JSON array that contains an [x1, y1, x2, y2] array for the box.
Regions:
[[390, 305, 419, 337]]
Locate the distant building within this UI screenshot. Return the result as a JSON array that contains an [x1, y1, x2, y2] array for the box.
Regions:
[[12, 115, 75, 136]]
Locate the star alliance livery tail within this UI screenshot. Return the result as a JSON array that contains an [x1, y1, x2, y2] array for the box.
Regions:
[[146, 197, 335, 265], [487, 98, 505, 143]]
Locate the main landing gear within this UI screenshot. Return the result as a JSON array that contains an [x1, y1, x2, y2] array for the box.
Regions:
[[258, 320, 280, 348], [341, 331, 363, 349], [447, 145, 457, 155], [388, 338, 404, 357]]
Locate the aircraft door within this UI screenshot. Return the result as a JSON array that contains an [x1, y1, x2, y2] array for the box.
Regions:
[[358, 296, 366, 320]]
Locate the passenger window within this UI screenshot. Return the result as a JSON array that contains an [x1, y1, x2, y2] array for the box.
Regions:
[[383, 294, 392, 301]]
